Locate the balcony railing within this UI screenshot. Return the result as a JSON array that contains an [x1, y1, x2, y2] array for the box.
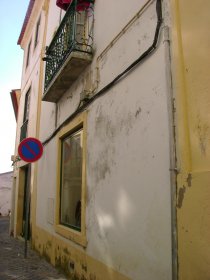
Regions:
[[20, 120, 28, 142], [43, 0, 94, 102]]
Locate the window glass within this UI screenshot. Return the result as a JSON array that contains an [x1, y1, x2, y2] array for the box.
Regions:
[[60, 129, 83, 231], [34, 15, 41, 48], [23, 88, 31, 123], [26, 40, 31, 68], [20, 88, 31, 141]]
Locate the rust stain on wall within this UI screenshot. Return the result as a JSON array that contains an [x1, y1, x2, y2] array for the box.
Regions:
[[177, 185, 186, 209], [186, 173, 192, 187], [196, 117, 209, 155], [135, 107, 142, 118]]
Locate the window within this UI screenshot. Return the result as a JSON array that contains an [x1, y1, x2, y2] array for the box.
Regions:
[[23, 88, 31, 123], [56, 112, 87, 246], [26, 40, 31, 68], [34, 15, 41, 49], [20, 88, 31, 142], [60, 129, 83, 230]]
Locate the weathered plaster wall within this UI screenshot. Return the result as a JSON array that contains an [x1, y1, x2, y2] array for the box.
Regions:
[[36, 138, 57, 232], [86, 52, 172, 279], [171, 0, 210, 279], [36, 1, 173, 279], [94, 0, 155, 56]]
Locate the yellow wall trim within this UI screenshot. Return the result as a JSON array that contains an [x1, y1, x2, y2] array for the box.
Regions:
[[33, 225, 130, 280]]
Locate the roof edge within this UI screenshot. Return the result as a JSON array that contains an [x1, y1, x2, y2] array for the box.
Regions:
[[0, 171, 13, 176], [17, 0, 35, 45]]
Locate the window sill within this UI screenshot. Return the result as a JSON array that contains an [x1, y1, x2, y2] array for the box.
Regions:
[[55, 223, 87, 247]]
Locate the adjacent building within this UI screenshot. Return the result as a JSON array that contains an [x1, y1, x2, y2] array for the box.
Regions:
[[10, 0, 210, 279], [0, 171, 13, 216]]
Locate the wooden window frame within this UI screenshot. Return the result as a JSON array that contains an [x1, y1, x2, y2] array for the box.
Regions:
[[55, 112, 87, 247]]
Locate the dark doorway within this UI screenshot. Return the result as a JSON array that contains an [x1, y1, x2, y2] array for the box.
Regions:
[[22, 165, 31, 240]]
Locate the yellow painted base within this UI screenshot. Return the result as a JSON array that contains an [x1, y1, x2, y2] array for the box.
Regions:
[[32, 226, 130, 280], [177, 171, 210, 279]]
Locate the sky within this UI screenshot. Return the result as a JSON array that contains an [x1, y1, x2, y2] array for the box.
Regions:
[[0, 1, 29, 173]]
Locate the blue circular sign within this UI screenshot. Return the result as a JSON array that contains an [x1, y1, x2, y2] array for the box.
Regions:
[[18, 137, 43, 163]]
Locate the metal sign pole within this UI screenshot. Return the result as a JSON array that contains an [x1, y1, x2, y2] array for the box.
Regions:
[[24, 164, 31, 259], [18, 137, 43, 258]]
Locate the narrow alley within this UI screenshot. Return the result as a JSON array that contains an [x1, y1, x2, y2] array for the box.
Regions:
[[0, 217, 67, 280]]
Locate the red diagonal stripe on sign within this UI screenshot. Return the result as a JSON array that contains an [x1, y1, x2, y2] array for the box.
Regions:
[[24, 143, 37, 157]]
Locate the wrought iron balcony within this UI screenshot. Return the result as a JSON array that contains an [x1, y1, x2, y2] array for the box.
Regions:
[[20, 120, 28, 142], [43, 0, 94, 102]]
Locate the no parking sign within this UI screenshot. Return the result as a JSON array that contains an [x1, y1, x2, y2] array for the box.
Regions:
[[18, 137, 43, 163]]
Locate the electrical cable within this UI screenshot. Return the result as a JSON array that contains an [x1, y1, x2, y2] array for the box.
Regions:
[[42, 0, 162, 146]]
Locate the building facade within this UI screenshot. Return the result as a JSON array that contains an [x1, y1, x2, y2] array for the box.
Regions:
[[0, 171, 13, 216], [10, 0, 210, 279]]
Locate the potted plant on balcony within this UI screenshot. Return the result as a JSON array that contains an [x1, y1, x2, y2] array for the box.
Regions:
[[56, 0, 94, 11], [76, 0, 94, 11], [56, 0, 72, 11]]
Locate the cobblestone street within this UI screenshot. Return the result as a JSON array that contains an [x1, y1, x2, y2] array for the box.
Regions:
[[0, 217, 67, 280]]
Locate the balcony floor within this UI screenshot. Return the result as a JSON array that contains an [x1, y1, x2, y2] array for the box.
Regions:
[[43, 51, 92, 103]]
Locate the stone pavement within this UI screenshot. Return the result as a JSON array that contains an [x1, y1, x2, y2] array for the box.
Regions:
[[0, 217, 67, 280]]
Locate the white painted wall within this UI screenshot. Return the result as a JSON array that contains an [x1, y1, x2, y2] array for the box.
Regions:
[[36, 0, 173, 279], [86, 44, 172, 280], [94, 0, 155, 55], [21, 6, 46, 90], [36, 138, 57, 231]]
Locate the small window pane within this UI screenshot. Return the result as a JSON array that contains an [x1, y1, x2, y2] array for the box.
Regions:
[[26, 40, 31, 68], [60, 129, 83, 231], [34, 15, 41, 48], [23, 88, 31, 122]]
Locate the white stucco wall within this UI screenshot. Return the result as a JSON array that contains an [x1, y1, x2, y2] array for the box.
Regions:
[[85, 44, 172, 280], [21, 6, 45, 88], [36, 0, 173, 279], [94, 0, 155, 55], [37, 138, 57, 231]]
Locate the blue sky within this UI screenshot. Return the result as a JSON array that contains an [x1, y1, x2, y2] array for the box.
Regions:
[[0, 1, 29, 173]]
